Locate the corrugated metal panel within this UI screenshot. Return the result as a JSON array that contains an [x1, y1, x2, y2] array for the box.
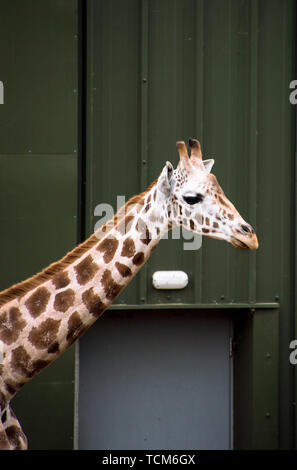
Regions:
[[86, 0, 296, 449], [0, 0, 78, 450], [0, 0, 77, 154], [255, 0, 295, 449], [86, 0, 295, 303]]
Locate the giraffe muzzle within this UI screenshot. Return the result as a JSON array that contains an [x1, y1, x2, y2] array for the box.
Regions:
[[231, 224, 259, 250]]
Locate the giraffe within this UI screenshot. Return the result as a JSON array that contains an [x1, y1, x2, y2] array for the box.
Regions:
[[0, 138, 258, 449]]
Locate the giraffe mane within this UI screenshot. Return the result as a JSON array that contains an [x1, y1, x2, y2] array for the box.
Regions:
[[0, 179, 158, 308]]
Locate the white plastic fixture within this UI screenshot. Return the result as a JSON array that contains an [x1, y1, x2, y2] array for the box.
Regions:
[[152, 271, 189, 290]]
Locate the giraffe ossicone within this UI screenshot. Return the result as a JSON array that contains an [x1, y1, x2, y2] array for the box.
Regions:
[[0, 138, 258, 449]]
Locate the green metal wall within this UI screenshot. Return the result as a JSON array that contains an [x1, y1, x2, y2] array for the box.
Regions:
[[0, 0, 78, 449], [85, 0, 296, 449], [0, 0, 296, 451]]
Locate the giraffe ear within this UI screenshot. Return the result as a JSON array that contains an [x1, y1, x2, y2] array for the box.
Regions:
[[157, 161, 174, 197], [203, 159, 215, 174]]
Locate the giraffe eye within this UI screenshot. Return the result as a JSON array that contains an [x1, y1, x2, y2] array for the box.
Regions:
[[183, 193, 204, 205]]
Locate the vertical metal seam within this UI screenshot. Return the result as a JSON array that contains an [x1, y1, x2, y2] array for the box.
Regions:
[[85, 0, 94, 237], [249, 1, 259, 446], [282, 0, 295, 450], [248, 0, 258, 304], [293, 0, 297, 450], [107, 0, 113, 203], [195, 0, 204, 303], [227, 0, 234, 447], [279, 0, 291, 450], [294, 172, 297, 449], [74, 0, 86, 449], [139, 0, 149, 304], [74, 339, 80, 449], [174, 0, 182, 304], [226, 0, 233, 302], [173, 0, 178, 137], [77, 0, 87, 244], [229, 317, 234, 449]]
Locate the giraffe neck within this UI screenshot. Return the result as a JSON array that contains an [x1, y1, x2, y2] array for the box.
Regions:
[[0, 182, 169, 402]]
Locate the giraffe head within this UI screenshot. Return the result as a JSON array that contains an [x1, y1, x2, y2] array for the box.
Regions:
[[156, 138, 258, 250]]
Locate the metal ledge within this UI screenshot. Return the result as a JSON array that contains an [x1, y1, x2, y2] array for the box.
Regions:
[[109, 302, 280, 311]]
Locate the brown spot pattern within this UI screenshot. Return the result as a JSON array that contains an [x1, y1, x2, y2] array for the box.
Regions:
[[67, 312, 86, 344], [218, 196, 229, 208], [115, 262, 132, 278], [213, 221, 219, 228], [132, 252, 145, 266], [97, 236, 119, 263], [190, 219, 195, 230], [116, 215, 134, 236], [75, 255, 99, 285], [52, 271, 70, 289], [10, 346, 30, 377], [202, 228, 210, 233], [6, 425, 25, 450], [141, 226, 151, 245], [5, 380, 25, 396], [4, 381, 18, 396], [0, 391, 6, 411], [28, 359, 49, 378], [25, 287, 51, 318], [54, 289, 75, 313], [101, 269, 122, 300], [48, 342, 59, 354], [28, 318, 61, 350], [0, 431, 9, 450], [228, 213, 234, 220], [0, 307, 27, 345], [136, 218, 151, 245], [82, 288, 106, 318], [121, 237, 136, 258], [195, 214, 204, 225], [205, 217, 210, 226], [136, 217, 146, 232]]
